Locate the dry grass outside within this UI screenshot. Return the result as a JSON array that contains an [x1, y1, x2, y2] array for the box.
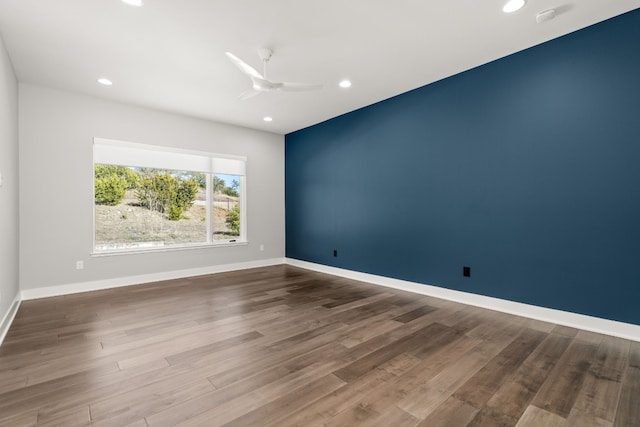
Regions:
[[95, 191, 236, 247]]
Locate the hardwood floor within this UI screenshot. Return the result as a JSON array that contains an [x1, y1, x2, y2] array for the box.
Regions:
[[0, 265, 638, 426]]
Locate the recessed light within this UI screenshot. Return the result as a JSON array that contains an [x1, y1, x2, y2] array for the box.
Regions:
[[339, 80, 352, 88], [121, 0, 144, 6], [97, 78, 113, 86], [503, 0, 525, 13], [263, 116, 273, 122]]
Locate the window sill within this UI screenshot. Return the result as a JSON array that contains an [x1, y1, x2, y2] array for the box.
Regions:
[[90, 241, 248, 257]]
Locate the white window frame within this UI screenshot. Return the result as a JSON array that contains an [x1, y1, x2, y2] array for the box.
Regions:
[[92, 138, 247, 255]]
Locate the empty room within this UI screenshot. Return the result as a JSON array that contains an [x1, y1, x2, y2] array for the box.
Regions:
[[1, 1, 639, 426]]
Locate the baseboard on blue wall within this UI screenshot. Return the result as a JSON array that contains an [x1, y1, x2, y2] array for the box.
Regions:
[[0, 292, 22, 347], [21, 258, 286, 301], [13, 257, 640, 344], [286, 258, 640, 343]]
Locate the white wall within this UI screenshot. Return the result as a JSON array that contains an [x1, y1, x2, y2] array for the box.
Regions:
[[19, 84, 285, 292], [0, 35, 19, 331]]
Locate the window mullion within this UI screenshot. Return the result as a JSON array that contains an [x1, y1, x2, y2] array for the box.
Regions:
[[206, 173, 212, 244]]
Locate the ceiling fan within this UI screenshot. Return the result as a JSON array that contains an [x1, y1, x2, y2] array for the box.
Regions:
[[225, 48, 323, 100]]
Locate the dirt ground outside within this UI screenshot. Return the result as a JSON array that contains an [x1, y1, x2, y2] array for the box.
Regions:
[[94, 191, 236, 249]]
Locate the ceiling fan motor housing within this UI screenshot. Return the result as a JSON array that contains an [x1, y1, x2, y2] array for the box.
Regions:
[[257, 48, 273, 62]]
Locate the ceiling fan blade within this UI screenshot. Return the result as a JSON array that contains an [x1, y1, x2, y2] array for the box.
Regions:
[[251, 76, 282, 91], [226, 50, 323, 97], [280, 82, 324, 92], [238, 89, 262, 101], [225, 52, 263, 79]]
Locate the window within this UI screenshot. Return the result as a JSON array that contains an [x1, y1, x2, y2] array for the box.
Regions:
[[93, 138, 246, 253], [212, 174, 241, 241]]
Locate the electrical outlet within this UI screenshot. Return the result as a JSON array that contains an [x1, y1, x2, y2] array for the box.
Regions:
[[259, 244, 264, 251], [463, 266, 471, 277], [333, 249, 338, 257], [76, 260, 84, 270]]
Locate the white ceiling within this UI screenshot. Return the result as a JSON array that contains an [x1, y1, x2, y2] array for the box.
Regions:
[[0, 1, 637, 135]]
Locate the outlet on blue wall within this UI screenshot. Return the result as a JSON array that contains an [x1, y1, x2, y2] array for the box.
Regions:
[[285, 10, 640, 325]]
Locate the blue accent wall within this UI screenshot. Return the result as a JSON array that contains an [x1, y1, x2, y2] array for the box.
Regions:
[[285, 10, 640, 325]]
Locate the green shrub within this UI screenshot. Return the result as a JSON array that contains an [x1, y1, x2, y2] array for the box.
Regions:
[[95, 165, 138, 189], [222, 187, 239, 197], [226, 204, 240, 236], [135, 172, 198, 220], [95, 174, 127, 206], [136, 173, 175, 213], [167, 204, 183, 221], [176, 179, 199, 210], [135, 176, 156, 211]]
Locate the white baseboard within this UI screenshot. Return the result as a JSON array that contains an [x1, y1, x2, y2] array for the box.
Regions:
[[21, 258, 286, 301], [286, 258, 640, 343], [0, 291, 22, 347], [14, 256, 640, 343]]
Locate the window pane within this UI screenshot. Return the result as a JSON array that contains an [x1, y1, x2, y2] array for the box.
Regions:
[[94, 165, 207, 251], [212, 174, 241, 241]]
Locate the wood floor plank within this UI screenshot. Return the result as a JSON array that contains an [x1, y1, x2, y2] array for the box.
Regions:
[[0, 410, 38, 427], [163, 330, 263, 366], [572, 336, 629, 422], [25, 332, 292, 422], [26, 359, 122, 387], [453, 328, 547, 408], [333, 322, 459, 383], [90, 378, 214, 425], [336, 314, 402, 348], [628, 340, 640, 368], [0, 265, 637, 426], [466, 406, 518, 427], [0, 374, 28, 394], [531, 337, 598, 418], [177, 373, 345, 427], [478, 331, 573, 423], [514, 405, 566, 427], [36, 405, 91, 427], [225, 374, 346, 427], [324, 335, 482, 426], [566, 408, 613, 427], [337, 303, 447, 362], [613, 366, 640, 427], [145, 355, 347, 427], [391, 304, 438, 323], [396, 337, 504, 419], [367, 406, 420, 427], [416, 396, 479, 427], [464, 313, 527, 346], [205, 328, 350, 389], [276, 352, 420, 427]]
